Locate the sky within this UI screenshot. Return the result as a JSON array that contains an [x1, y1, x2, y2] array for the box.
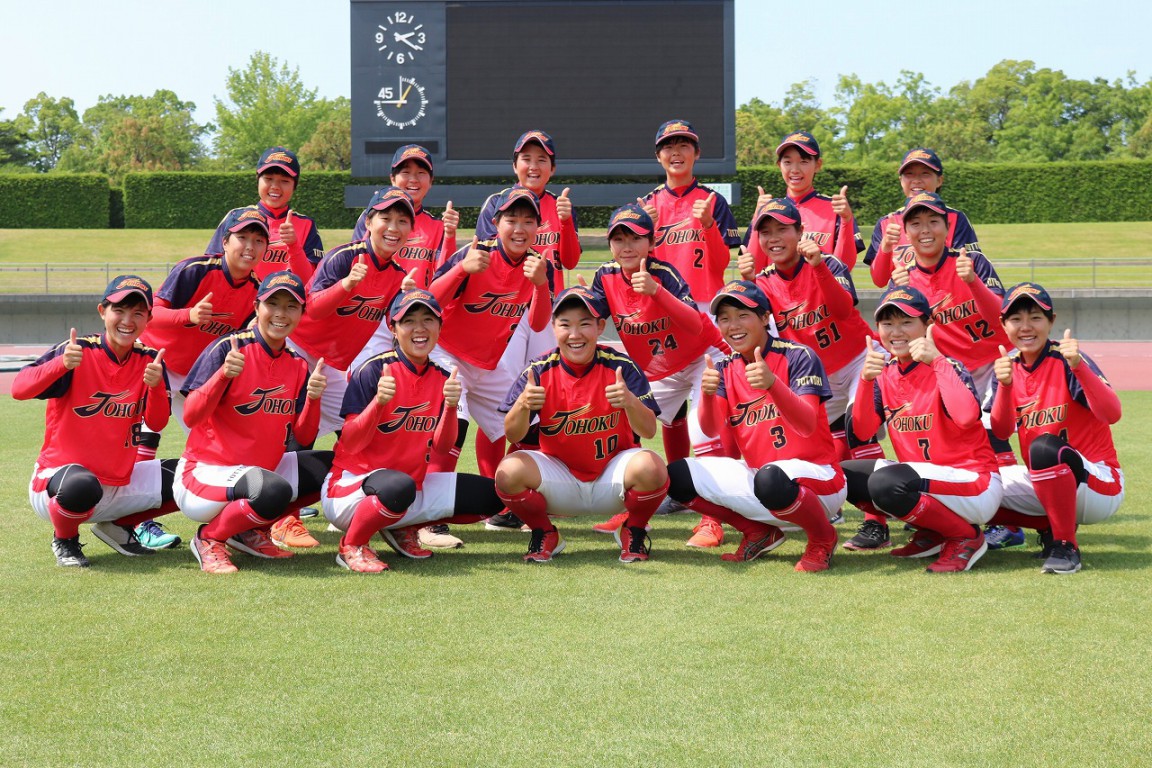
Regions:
[[0, 0, 1148, 127]]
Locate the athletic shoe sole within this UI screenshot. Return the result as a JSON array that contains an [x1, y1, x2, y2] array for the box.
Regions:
[[485, 522, 531, 532], [91, 524, 155, 557], [523, 539, 566, 563], [380, 529, 433, 559], [225, 536, 292, 559], [842, 538, 893, 551]]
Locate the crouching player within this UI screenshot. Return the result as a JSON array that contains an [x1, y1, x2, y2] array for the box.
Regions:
[[321, 290, 504, 572], [844, 287, 1002, 573], [175, 272, 332, 574], [666, 281, 843, 571], [988, 283, 1124, 574], [495, 287, 669, 563], [15, 276, 173, 567]]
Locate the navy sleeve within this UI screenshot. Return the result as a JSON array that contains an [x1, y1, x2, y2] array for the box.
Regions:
[[784, 343, 832, 401], [474, 192, 502, 241], [181, 335, 233, 396]]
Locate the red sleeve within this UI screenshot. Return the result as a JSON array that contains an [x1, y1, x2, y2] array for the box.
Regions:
[[432, 405, 460, 454], [1073, 363, 1122, 425], [769, 384, 818, 437], [833, 219, 858, 269], [11, 356, 69, 400], [183, 368, 231, 428], [527, 281, 551, 332], [340, 400, 383, 454], [150, 298, 193, 329], [436, 233, 457, 270], [286, 240, 315, 282], [812, 259, 854, 319], [969, 275, 1003, 322], [934, 357, 981, 428], [306, 281, 351, 319], [429, 263, 468, 306], [990, 381, 1016, 441], [698, 390, 724, 438], [292, 395, 321, 447], [653, 286, 703, 334], [558, 217, 581, 270], [870, 246, 894, 288], [702, 222, 732, 275], [142, 381, 171, 432], [851, 377, 882, 442]]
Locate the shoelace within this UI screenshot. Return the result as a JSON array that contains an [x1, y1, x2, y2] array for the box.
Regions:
[[140, 520, 166, 537], [628, 527, 651, 555], [57, 538, 86, 558], [429, 524, 451, 535], [527, 529, 546, 554], [202, 539, 231, 563]]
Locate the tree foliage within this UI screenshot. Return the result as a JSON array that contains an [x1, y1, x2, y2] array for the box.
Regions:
[[299, 97, 352, 171], [21, 93, 81, 172]]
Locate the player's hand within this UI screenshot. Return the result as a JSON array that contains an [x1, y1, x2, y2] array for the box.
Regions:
[[63, 328, 83, 370], [222, 336, 245, 379], [956, 246, 975, 284], [342, 255, 369, 291], [797, 239, 823, 266], [1059, 328, 1081, 368], [909, 323, 940, 364], [637, 197, 658, 227], [756, 185, 772, 210], [143, 348, 166, 388], [737, 246, 756, 280], [576, 273, 589, 287], [605, 367, 631, 409], [519, 369, 546, 411], [441, 201, 459, 237], [692, 192, 716, 229], [744, 346, 775, 390], [443, 367, 461, 408], [556, 187, 572, 222], [524, 250, 547, 286], [831, 185, 853, 221], [880, 216, 901, 253], [280, 210, 298, 246], [401, 268, 419, 292], [891, 258, 911, 287], [307, 357, 327, 400], [375, 368, 397, 406], [189, 292, 214, 325], [994, 345, 1014, 386], [462, 237, 491, 274], [862, 338, 886, 381], [701, 355, 720, 395], [630, 258, 658, 296]]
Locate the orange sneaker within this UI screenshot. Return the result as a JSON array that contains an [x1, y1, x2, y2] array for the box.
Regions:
[[686, 517, 724, 548], [795, 537, 837, 572], [381, 525, 433, 559], [191, 528, 238, 574], [227, 528, 295, 559], [336, 541, 389, 573], [721, 525, 785, 562], [270, 515, 320, 548], [592, 512, 629, 534]]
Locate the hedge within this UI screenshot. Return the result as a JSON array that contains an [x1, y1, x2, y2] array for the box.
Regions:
[[0, 174, 110, 228]]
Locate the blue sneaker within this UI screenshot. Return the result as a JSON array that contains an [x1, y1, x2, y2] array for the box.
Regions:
[[135, 520, 182, 550], [984, 525, 1025, 550]]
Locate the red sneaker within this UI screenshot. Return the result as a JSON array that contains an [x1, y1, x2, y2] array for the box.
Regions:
[[227, 528, 294, 559], [795, 536, 837, 572], [380, 526, 433, 559], [720, 524, 785, 562], [616, 525, 652, 563], [926, 529, 988, 573], [523, 528, 565, 563], [890, 528, 945, 558], [191, 528, 239, 574], [686, 517, 724, 548], [270, 515, 320, 548], [592, 512, 629, 534], [336, 541, 389, 573]]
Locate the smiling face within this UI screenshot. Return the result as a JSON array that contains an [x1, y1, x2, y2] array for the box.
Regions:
[[391, 305, 441, 364], [715, 302, 771, 359], [876, 308, 928, 362], [608, 228, 652, 274], [777, 147, 821, 197], [257, 169, 296, 210], [756, 217, 802, 270], [255, 291, 304, 350], [656, 137, 699, 183], [99, 298, 151, 358], [223, 226, 268, 281], [513, 144, 553, 195], [1001, 303, 1054, 364], [552, 304, 604, 366], [495, 206, 540, 259], [390, 160, 432, 207], [367, 206, 415, 257], [899, 162, 943, 197], [903, 208, 948, 262]]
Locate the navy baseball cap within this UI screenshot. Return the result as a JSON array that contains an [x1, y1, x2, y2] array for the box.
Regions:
[[875, 286, 931, 319], [902, 191, 948, 219], [222, 207, 270, 237], [492, 187, 542, 220], [607, 203, 654, 237], [366, 186, 417, 218], [1000, 282, 1054, 316], [552, 286, 608, 318], [514, 130, 555, 157], [257, 270, 307, 305], [103, 274, 154, 308], [776, 131, 821, 158], [751, 197, 802, 230], [899, 148, 944, 175], [257, 147, 300, 178], [389, 288, 443, 323], [709, 280, 772, 316], [391, 144, 434, 175], [655, 119, 699, 146]]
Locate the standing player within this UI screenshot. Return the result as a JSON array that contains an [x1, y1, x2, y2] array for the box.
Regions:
[[204, 147, 324, 282], [987, 283, 1124, 574], [176, 272, 332, 574], [14, 276, 173, 567], [843, 286, 1001, 572], [665, 281, 843, 571], [495, 286, 669, 563], [321, 290, 504, 571]]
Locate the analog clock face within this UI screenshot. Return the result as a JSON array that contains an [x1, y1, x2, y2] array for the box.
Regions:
[[374, 75, 428, 129], [375, 10, 425, 65]]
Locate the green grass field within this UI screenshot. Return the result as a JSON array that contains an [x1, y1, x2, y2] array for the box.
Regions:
[[1, 392, 1149, 767]]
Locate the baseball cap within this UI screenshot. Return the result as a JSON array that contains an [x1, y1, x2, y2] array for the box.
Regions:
[[366, 186, 417, 218], [257, 147, 300, 178], [256, 270, 307, 305], [389, 288, 443, 323], [492, 187, 542, 220], [513, 130, 555, 157], [655, 119, 699, 146], [709, 280, 772, 316], [102, 274, 154, 308], [1000, 282, 1054, 316], [902, 191, 948, 219], [552, 286, 608, 318], [222, 207, 270, 237], [875, 285, 931, 319], [899, 148, 944, 175], [751, 197, 802, 230], [607, 203, 654, 237], [775, 131, 821, 159], [390, 144, 434, 175]]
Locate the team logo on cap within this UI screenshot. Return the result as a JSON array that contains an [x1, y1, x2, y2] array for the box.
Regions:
[[783, 132, 811, 144], [765, 200, 789, 212], [265, 151, 294, 164], [1008, 284, 1043, 300], [400, 146, 427, 160], [907, 149, 933, 162], [614, 210, 643, 221], [886, 289, 916, 303], [238, 210, 266, 222], [908, 192, 935, 206], [266, 274, 297, 289], [664, 122, 691, 133], [521, 131, 549, 144], [115, 277, 149, 291]]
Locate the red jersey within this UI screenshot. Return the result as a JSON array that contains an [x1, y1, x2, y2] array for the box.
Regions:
[[752, 256, 873, 374], [13, 334, 170, 486], [181, 329, 314, 471], [745, 190, 865, 271], [431, 239, 556, 370], [205, 203, 324, 282], [334, 349, 453, 486], [590, 258, 714, 380], [643, 180, 741, 303], [500, 346, 659, 482], [353, 206, 452, 289], [139, 256, 259, 376], [291, 239, 407, 370], [476, 188, 581, 288], [714, 339, 837, 468]]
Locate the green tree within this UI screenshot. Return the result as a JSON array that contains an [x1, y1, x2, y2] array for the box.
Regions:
[[299, 97, 352, 171], [21, 93, 81, 171], [0, 109, 35, 170], [736, 81, 834, 166]]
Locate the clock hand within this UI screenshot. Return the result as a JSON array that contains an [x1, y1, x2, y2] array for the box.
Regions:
[[394, 31, 413, 42], [396, 83, 413, 107]]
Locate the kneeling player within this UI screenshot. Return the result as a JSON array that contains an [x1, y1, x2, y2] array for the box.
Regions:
[[843, 286, 1002, 573], [321, 290, 503, 572], [666, 281, 843, 571], [495, 287, 669, 563], [987, 283, 1124, 574]]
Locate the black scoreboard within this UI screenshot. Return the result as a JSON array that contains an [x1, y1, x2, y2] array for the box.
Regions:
[[349, 0, 736, 180]]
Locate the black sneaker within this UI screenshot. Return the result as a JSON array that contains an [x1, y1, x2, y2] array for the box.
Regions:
[[91, 522, 156, 556], [52, 536, 90, 567], [842, 520, 892, 551], [1034, 528, 1055, 559], [485, 511, 527, 532], [1042, 540, 1082, 574]]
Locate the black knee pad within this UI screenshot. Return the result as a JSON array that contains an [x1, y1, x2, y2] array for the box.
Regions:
[[160, 459, 179, 505], [841, 459, 878, 505], [843, 410, 878, 448], [137, 431, 161, 451], [1029, 433, 1086, 484], [295, 450, 334, 497], [363, 469, 417, 513], [667, 459, 698, 503], [753, 464, 799, 510], [868, 463, 924, 518], [454, 474, 504, 518], [48, 464, 103, 512], [986, 429, 1014, 458], [233, 467, 293, 519]]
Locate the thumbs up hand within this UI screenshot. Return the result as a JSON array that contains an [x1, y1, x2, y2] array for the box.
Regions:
[[891, 257, 911, 287], [745, 345, 775, 390], [307, 357, 328, 399], [520, 368, 546, 410], [462, 237, 491, 274], [1059, 328, 1081, 368], [441, 201, 459, 237], [63, 328, 83, 370], [376, 367, 397, 406], [701, 355, 720, 395], [143, 348, 166, 388], [343, 254, 370, 291], [556, 187, 572, 222], [692, 191, 716, 229], [955, 247, 975, 284], [280, 210, 297, 245], [737, 245, 756, 280], [756, 185, 772, 210], [402, 268, 419, 292], [994, 344, 1014, 386], [189, 292, 215, 325], [881, 214, 902, 253], [831, 185, 853, 220], [222, 335, 246, 378], [909, 323, 940, 364], [862, 338, 886, 381], [443, 366, 462, 408], [605, 366, 630, 408], [630, 257, 658, 296], [637, 196, 659, 227]]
